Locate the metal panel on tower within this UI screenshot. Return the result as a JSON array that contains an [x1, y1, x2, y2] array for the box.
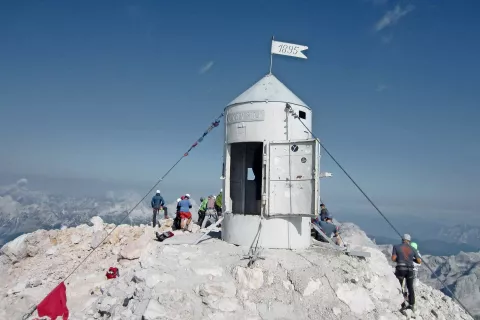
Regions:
[[267, 139, 318, 217]]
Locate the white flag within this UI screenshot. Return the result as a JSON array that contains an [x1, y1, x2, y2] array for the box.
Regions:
[[271, 40, 308, 59]]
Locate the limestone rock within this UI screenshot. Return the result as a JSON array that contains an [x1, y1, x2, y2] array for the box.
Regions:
[[236, 267, 264, 290], [143, 299, 167, 320], [45, 246, 57, 256], [199, 281, 237, 298], [303, 278, 322, 296], [190, 224, 200, 233], [90, 216, 105, 232], [71, 234, 82, 244], [0, 218, 475, 320], [91, 230, 108, 249], [377, 312, 397, 320], [194, 267, 224, 277], [336, 283, 375, 315], [119, 234, 149, 260], [1, 233, 28, 262]]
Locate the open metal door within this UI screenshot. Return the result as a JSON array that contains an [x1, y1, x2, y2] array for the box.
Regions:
[[266, 139, 319, 217]]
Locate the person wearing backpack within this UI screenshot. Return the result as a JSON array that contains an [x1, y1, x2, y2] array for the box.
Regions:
[[173, 198, 182, 230], [178, 194, 193, 230], [392, 234, 422, 312]]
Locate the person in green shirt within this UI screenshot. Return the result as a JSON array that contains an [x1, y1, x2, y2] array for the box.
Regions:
[[215, 189, 222, 216], [198, 197, 208, 226]]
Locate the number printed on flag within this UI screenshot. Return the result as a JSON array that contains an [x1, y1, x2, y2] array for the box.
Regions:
[[277, 44, 299, 55], [271, 40, 308, 59]]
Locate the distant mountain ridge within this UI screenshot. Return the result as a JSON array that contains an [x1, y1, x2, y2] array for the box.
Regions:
[[378, 244, 480, 319], [370, 234, 480, 256], [0, 179, 198, 247], [437, 224, 480, 248]]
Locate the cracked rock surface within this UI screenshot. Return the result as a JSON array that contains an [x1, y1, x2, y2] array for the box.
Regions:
[[0, 217, 473, 320]]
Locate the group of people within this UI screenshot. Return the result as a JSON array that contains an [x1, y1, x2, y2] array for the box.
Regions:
[[150, 190, 223, 232], [197, 190, 222, 228], [313, 203, 422, 313], [150, 190, 193, 230]]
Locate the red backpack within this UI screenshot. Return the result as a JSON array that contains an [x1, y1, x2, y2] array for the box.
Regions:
[[106, 267, 119, 279]]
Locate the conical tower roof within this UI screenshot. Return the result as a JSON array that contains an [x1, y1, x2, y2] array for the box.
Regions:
[[227, 73, 310, 109]]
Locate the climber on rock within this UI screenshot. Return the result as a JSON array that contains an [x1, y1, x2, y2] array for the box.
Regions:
[[391, 234, 421, 312], [151, 190, 166, 227], [178, 194, 193, 231]]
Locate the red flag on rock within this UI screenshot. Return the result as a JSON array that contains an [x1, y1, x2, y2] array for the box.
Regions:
[[37, 281, 69, 320]]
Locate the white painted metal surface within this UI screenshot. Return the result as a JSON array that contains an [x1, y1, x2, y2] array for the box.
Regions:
[[222, 213, 311, 249], [222, 73, 319, 249], [267, 139, 319, 217], [227, 74, 309, 108]]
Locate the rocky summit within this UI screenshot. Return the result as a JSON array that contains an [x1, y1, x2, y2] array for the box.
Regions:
[[0, 217, 473, 320]]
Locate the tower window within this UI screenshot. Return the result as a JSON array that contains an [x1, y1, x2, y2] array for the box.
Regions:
[[299, 111, 306, 119]]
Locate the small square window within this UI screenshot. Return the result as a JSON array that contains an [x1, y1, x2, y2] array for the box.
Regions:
[[299, 111, 306, 119]]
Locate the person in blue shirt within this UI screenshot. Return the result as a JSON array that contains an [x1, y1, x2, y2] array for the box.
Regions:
[[151, 190, 165, 227], [178, 194, 193, 230], [316, 217, 341, 245]]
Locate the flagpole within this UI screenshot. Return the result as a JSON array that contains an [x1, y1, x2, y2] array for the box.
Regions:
[[269, 36, 274, 74]]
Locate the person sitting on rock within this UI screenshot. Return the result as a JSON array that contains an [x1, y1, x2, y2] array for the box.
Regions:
[[391, 234, 421, 312], [319, 203, 330, 221], [315, 216, 341, 246], [151, 190, 165, 227], [178, 194, 193, 230]]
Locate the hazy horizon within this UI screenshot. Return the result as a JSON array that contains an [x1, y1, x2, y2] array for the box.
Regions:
[[1, 1, 479, 232]]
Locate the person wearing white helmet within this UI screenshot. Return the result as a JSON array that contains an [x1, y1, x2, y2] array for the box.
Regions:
[[178, 194, 193, 230], [392, 234, 422, 312], [172, 198, 182, 230], [151, 190, 165, 227]]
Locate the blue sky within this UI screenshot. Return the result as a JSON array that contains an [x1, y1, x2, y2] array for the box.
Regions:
[[1, 0, 479, 225]]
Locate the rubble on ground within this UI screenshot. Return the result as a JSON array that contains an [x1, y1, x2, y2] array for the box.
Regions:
[[0, 217, 473, 320]]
